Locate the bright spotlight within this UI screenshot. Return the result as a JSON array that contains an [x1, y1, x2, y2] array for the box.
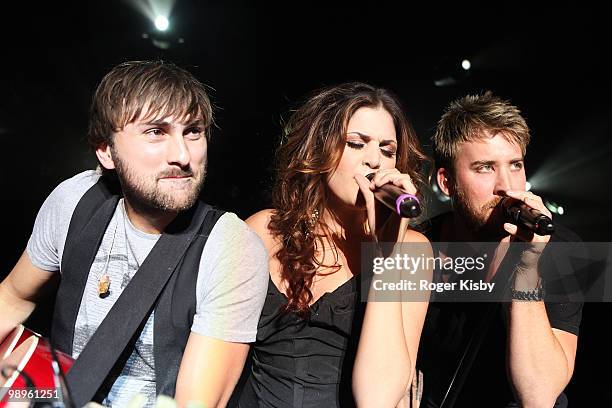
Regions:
[[154, 16, 169, 31], [525, 181, 532, 191], [461, 59, 471, 70], [544, 200, 565, 215]]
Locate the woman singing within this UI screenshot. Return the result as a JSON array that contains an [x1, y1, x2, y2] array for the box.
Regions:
[[239, 82, 431, 407]]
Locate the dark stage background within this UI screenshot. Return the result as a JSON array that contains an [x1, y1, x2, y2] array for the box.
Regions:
[[1, 2, 610, 405]]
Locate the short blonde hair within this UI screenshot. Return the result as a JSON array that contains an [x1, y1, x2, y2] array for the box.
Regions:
[[432, 91, 530, 171]]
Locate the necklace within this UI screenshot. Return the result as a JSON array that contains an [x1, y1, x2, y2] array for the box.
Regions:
[[97, 201, 140, 298], [97, 217, 118, 298], [122, 201, 141, 283]]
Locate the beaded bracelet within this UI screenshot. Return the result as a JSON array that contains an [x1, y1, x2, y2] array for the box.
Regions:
[[511, 287, 544, 301]]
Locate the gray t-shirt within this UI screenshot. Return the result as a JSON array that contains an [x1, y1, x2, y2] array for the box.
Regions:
[[26, 170, 269, 407]]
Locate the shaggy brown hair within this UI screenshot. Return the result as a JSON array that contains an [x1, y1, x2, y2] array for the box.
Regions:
[[88, 60, 214, 156], [432, 91, 530, 172], [270, 82, 428, 317]]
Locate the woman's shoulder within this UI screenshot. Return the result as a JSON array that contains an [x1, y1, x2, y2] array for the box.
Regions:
[[246, 209, 279, 252], [246, 209, 275, 232], [402, 228, 430, 243], [401, 229, 434, 261]]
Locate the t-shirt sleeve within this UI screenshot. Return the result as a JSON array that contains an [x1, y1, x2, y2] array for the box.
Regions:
[[542, 228, 585, 336], [26, 170, 100, 272], [191, 212, 269, 342], [545, 301, 583, 336]]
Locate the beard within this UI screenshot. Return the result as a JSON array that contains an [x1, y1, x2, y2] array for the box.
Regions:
[[111, 147, 206, 215], [452, 186, 506, 239]]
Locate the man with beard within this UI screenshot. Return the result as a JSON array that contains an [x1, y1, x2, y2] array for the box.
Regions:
[[417, 92, 582, 407], [0, 61, 269, 407]]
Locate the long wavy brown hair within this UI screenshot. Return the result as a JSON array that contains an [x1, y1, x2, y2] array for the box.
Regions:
[[269, 82, 428, 318]]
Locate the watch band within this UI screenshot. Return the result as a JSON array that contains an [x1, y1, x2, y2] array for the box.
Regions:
[[511, 286, 544, 301]]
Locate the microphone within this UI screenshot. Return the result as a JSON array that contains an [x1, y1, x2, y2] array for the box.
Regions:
[[366, 173, 422, 218], [501, 197, 555, 236]]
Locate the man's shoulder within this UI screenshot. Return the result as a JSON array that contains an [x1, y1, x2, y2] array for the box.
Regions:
[[210, 211, 249, 235], [26, 170, 104, 271], [205, 211, 267, 253], [48, 170, 102, 205], [37, 169, 102, 223], [551, 223, 582, 243], [416, 211, 452, 241], [195, 210, 269, 293]]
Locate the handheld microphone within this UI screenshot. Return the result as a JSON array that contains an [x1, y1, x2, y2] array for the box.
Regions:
[[366, 173, 422, 218], [501, 197, 555, 236]]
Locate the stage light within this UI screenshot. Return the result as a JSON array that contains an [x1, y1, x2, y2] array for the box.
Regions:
[[154, 15, 169, 31], [125, 0, 180, 48], [525, 181, 532, 191], [544, 200, 565, 216], [434, 59, 471, 86]]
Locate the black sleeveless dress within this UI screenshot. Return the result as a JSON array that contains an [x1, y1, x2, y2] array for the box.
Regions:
[[238, 275, 365, 408]]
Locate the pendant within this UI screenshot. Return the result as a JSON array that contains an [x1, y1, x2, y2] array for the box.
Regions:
[[98, 274, 111, 298]]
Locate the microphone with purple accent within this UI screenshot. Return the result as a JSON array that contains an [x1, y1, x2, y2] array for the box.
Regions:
[[365, 173, 422, 218]]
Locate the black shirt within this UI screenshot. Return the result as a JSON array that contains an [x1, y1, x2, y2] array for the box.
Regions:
[[417, 213, 583, 407], [238, 275, 365, 408]]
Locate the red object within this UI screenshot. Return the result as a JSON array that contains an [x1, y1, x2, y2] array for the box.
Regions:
[[0, 325, 74, 406]]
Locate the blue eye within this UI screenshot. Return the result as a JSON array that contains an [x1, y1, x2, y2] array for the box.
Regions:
[[476, 165, 493, 173]]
